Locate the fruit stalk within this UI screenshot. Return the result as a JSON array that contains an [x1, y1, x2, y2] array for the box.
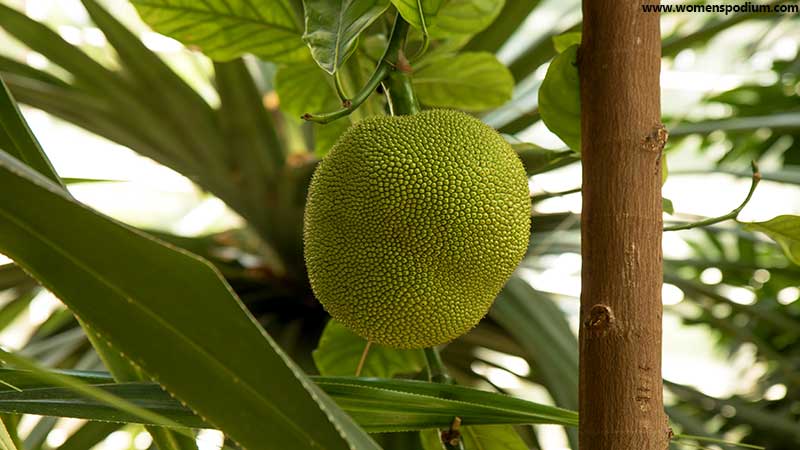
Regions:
[[385, 71, 420, 116], [578, 1, 671, 449]]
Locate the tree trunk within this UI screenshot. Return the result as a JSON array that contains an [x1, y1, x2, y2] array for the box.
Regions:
[[578, 1, 670, 450]]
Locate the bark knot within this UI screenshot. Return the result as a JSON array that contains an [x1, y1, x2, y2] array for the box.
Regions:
[[585, 304, 615, 330], [642, 123, 668, 154]]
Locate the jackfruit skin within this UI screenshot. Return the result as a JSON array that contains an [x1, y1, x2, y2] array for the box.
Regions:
[[304, 110, 531, 349]]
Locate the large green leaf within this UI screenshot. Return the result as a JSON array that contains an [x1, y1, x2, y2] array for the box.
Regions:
[[390, 0, 445, 29], [0, 370, 579, 432], [538, 44, 580, 152], [313, 320, 425, 378], [303, 0, 391, 74], [413, 52, 513, 111], [0, 90, 378, 449], [427, 0, 505, 37], [0, 150, 379, 450], [130, 0, 307, 62], [743, 215, 800, 265]]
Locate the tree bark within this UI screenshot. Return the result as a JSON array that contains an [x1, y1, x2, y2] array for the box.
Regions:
[[579, 1, 670, 450]]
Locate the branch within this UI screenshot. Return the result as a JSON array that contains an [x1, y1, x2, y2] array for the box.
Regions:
[[302, 14, 411, 124], [664, 161, 761, 232]]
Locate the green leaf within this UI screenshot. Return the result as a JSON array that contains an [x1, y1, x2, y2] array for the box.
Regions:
[[0, 78, 61, 187], [0, 351, 190, 432], [462, 425, 528, 450], [0, 381, 203, 428], [275, 59, 340, 119], [552, 31, 582, 53], [313, 320, 425, 378], [427, 0, 505, 37], [81, 0, 228, 171], [538, 44, 581, 152], [0, 4, 126, 95], [743, 215, 800, 265], [317, 377, 578, 432], [302, 0, 391, 74], [0, 370, 579, 432], [413, 52, 513, 111], [130, 0, 307, 62], [390, 0, 445, 29], [0, 55, 69, 88], [0, 150, 380, 450], [214, 59, 286, 233], [0, 290, 35, 332], [85, 332, 198, 450], [662, 198, 675, 215]]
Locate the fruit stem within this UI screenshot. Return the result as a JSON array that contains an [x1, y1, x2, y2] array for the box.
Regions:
[[385, 68, 420, 116], [424, 347, 451, 385], [302, 13, 411, 124], [355, 341, 372, 377], [424, 347, 463, 449]]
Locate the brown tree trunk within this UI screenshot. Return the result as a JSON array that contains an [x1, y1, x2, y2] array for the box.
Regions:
[[578, 1, 670, 450]]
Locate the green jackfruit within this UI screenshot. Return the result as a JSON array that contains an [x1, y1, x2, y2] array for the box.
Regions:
[[304, 110, 531, 349]]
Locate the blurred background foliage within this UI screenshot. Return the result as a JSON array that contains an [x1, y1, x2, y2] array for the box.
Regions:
[[0, 0, 798, 449]]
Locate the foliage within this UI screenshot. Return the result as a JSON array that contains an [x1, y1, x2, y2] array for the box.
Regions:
[[0, 1, 797, 450]]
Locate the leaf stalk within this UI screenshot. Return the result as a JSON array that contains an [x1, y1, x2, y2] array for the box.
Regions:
[[302, 13, 411, 124]]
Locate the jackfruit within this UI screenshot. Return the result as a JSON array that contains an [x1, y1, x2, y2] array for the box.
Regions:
[[304, 110, 530, 349]]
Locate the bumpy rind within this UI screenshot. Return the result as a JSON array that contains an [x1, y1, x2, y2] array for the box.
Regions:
[[304, 110, 531, 349]]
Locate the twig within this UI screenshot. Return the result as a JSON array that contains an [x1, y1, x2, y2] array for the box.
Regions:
[[302, 14, 411, 124], [355, 341, 372, 377], [664, 161, 761, 232], [531, 187, 582, 203]]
